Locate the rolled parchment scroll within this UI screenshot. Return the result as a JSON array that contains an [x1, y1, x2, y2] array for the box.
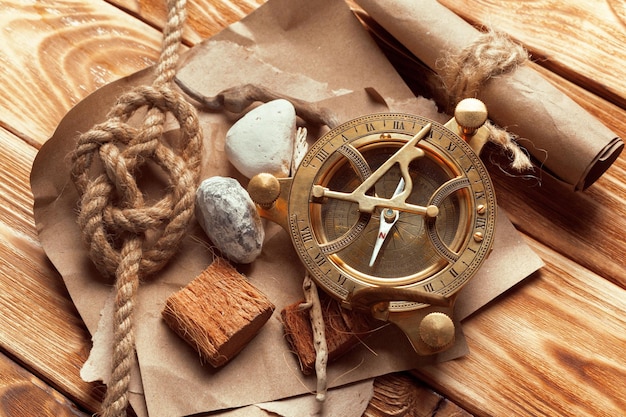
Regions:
[[356, 0, 623, 190]]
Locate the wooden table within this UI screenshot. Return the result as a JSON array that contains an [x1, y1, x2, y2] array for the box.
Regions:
[[1, 1, 624, 416]]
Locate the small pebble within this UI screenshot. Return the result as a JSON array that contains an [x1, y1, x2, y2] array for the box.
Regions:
[[225, 99, 296, 178], [195, 177, 264, 264]]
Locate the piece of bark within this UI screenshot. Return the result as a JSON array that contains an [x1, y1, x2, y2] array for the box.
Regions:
[[162, 258, 275, 367], [281, 291, 376, 374]]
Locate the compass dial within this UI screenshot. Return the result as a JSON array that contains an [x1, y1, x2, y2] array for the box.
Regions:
[[316, 144, 462, 279], [288, 114, 496, 310]]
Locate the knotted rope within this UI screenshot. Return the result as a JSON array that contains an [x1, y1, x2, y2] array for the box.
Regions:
[[70, 0, 202, 416], [440, 30, 533, 171]]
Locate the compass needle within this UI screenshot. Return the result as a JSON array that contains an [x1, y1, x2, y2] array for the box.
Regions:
[[369, 177, 404, 266]]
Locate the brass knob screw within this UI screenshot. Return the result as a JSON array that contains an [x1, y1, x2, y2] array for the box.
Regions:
[[419, 312, 455, 350], [248, 173, 281, 208], [454, 98, 488, 137]]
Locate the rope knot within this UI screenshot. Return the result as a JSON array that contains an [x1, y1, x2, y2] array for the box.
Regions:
[[70, 84, 202, 280], [69, 3, 201, 411], [440, 30, 528, 104], [439, 30, 534, 171]]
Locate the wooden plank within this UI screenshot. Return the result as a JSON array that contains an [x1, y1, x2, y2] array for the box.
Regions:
[[0, 0, 163, 145], [415, 236, 626, 417], [108, 0, 267, 45], [490, 156, 626, 289], [0, 352, 88, 417], [440, 0, 626, 109], [0, 127, 102, 412]]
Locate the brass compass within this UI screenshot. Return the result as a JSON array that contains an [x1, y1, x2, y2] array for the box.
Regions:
[[249, 99, 496, 355]]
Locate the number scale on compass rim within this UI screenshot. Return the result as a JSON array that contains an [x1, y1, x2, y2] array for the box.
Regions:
[[289, 113, 496, 309]]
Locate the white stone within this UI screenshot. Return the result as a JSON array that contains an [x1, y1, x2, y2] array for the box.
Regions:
[[225, 99, 296, 179], [195, 177, 264, 264]]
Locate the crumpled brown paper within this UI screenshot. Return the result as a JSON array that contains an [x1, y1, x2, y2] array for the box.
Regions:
[[356, 0, 623, 190], [31, 0, 543, 416]]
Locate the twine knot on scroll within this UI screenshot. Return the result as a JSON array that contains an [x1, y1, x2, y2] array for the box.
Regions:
[[69, 0, 202, 416], [440, 30, 533, 171]]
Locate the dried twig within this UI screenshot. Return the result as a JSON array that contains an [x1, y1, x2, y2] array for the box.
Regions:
[[291, 127, 308, 175], [175, 79, 339, 129], [298, 272, 328, 401]]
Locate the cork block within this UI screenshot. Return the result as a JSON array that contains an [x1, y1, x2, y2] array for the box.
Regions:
[[162, 259, 275, 367], [281, 292, 376, 374]]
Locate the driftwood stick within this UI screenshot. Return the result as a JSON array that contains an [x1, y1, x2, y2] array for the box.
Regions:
[[175, 79, 340, 129], [281, 291, 376, 375], [299, 272, 328, 401]]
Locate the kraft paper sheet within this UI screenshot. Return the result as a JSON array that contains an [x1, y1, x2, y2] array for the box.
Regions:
[[31, 0, 543, 415]]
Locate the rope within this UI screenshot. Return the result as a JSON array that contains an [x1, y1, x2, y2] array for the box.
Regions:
[[70, 0, 202, 415], [440, 30, 533, 171]]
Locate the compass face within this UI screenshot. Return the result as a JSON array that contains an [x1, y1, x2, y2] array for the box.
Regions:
[[288, 113, 496, 310]]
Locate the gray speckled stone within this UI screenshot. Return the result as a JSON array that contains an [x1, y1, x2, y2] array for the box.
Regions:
[[195, 176, 264, 264]]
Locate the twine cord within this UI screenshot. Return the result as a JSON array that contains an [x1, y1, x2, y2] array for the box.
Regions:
[[70, 0, 202, 416], [440, 30, 533, 171]]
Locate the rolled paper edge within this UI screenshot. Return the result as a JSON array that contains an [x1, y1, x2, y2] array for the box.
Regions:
[[478, 65, 623, 190], [577, 137, 624, 190], [356, 0, 624, 190]]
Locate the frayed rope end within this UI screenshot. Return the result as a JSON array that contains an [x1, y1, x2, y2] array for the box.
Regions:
[[484, 121, 534, 172]]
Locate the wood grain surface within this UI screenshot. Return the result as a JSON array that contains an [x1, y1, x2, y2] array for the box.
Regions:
[[416, 237, 626, 416], [0, 127, 103, 412], [110, 0, 266, 44], [0, 1, 166, 144], [0, 352, 88, 417], [0, 0, 624, 416]]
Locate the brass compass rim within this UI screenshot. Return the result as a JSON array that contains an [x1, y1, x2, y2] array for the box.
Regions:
[[287, 112, 497, 310]]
